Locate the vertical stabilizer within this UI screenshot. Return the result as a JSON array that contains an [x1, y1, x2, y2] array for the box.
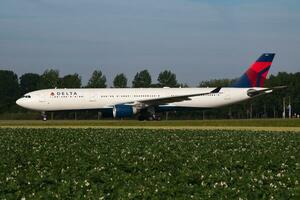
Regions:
[[231, 53, 275, 88]]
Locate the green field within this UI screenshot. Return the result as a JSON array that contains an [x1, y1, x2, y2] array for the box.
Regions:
[[1, 119, 300, 128], [0, 128, 299, 199]]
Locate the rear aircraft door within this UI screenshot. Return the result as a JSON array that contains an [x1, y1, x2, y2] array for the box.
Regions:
[[89, 95, 97, 102], [224, 93, 231, 101]]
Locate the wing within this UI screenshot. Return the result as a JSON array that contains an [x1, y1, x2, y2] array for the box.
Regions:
[[247, 86, 287, 97], [127, 87, 221, 106]]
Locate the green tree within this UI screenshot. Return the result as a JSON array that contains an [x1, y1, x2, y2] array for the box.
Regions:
[[0, 70, 20, 113], [149, 83, 161, 88], [39, 69, 60, 89], [157, 70, 178, 87], [60, 73, 82, 88], [263, 72, 300, 117], [86, 70, 107, 88], [199, 79, 234, 87], [113, 73, 127, 88], [132, 70, 152, 88], [179, 83, 189, 88], [19, 73, 41, 94]]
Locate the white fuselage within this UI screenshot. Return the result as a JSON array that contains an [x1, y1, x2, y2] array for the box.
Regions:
[[16, 87, 259, 112]]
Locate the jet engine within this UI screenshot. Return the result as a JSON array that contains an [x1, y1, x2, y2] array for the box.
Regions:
[[113, 105, 137, 118]]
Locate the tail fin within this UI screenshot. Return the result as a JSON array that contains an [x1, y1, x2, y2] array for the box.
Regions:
[[231, 53, 275, 88]]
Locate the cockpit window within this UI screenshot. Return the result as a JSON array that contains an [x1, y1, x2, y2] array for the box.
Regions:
[[23, 95, 31, 98]]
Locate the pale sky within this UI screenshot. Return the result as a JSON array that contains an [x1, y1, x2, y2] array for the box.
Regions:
[[1, 0, 300, 86]]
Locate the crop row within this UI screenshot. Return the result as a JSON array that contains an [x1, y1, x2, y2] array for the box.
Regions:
[[0, 128, 299, 199]]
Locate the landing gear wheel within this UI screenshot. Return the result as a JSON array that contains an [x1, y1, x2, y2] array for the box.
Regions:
[[151, 115, 161, 121], [41, 112, 47, 121], [138, 113, 161, 121], [138, 115, 146, 121], [155, 115, 161, 121], [148, 116, 154, 121]]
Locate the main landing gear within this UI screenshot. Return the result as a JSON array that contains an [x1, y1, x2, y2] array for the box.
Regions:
[[138, 107, 161, 121], [138, 114, 161, 121]]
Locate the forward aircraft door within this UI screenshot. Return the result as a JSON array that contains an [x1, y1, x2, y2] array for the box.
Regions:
[[39, 94, 49, 105]]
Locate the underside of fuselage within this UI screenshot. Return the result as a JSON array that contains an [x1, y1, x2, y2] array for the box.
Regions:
[[42, 106, 211, 119]]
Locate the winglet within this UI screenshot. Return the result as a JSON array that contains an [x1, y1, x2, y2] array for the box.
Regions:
[[211, 87, 222, 93]]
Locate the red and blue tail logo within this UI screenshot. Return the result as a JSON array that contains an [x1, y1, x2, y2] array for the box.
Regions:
[[231, 53, 275, 88]]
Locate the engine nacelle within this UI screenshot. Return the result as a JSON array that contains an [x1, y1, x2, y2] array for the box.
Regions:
[[113, 105, 137, 118]]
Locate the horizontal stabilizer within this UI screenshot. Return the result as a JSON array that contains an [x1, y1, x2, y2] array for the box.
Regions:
[[247, 86, 287, 97]]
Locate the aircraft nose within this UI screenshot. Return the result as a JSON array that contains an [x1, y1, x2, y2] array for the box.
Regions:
[[16, 98, 24, 107]]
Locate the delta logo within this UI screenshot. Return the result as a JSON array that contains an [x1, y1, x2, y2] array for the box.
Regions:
[[50, 91, 78, 96]]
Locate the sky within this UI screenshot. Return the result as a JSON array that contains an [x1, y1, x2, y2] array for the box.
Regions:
[[1, 0, 300, 86]]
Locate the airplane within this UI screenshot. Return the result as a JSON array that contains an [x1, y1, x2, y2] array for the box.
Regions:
[[16, 53, 285, 121]]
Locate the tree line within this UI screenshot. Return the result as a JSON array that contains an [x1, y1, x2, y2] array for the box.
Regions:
[[0, 69, 299, 119], [0, 69, 181, 118]]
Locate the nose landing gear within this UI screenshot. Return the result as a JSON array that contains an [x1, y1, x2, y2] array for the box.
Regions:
[[41, 111, 47, 121]]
